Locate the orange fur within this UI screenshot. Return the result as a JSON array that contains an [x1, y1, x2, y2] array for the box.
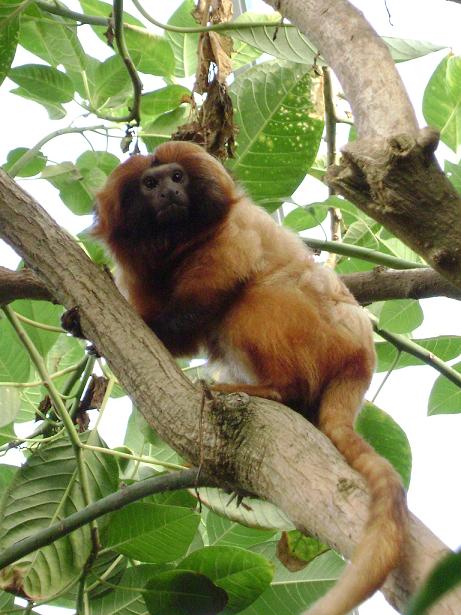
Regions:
[[95, 141, 408, 615]]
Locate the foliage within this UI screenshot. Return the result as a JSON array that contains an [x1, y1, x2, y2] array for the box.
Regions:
[[0, 1, 460, 613]]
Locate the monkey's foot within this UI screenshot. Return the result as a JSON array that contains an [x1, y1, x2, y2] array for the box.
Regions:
[[210, 383, 282, 402]]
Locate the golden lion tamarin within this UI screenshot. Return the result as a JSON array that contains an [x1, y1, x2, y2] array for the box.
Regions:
[[94, 140, 407, 615]]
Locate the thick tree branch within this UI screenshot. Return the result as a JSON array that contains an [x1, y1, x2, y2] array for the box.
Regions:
[[1, 173, 461, 613], [263, 0, 461, 289], [2, 264, 459, 307]]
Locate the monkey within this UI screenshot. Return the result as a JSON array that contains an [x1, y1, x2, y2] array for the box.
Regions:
[[94, 140, 407, 615]]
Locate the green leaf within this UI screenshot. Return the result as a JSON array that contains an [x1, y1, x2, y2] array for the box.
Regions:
[[8, 63, 74, 102], [46, 334, 86, 389], [231, 12, 317, 65], [382, 36, 446, 63], [379, 299, 424, 334], [142, 106, 190, 152], [91, 564, 172, 615], [0, 386, 20, 426], [3, 146, 47, 177], [0, 423, 15, 446], [0, 0, 23, 87], [199, 487, 293, 532], [78, 227, 111, 266], [19, 4, 87, 72], [144, 570, 228, 615], [428, 361, 461, 415], [180, 546, 273, 613], [206, 509, 278, 548], [11, 298, 63, 356], [241, 545, 346, 614], [423, 54, 461, 153], [125, 28, 175, 77], [231, 38, 262, 71], [228, 61, 324, 212], [0, 465, 17, 492], [0, 433, 119, 600], [10, 85, 66, 119], [356, 402, 412, 488], [104, 502, 200, 563], [0, 315, 31, 382], [282, 531, 329, 566], [376, 335, 461, 372], [283, 203, 328, 232], [93, 54, 133, 109], [165, 0, 200, 78], [141, 85, 191, 121], [406, 550, 461, 615], [80, 0, 144, 35], [43, 152, 117, 215]]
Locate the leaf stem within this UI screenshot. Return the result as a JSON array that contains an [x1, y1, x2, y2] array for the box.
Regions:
[[6, 125, 106, 178], [369, 313, 461, 389], [14, 311, 64, 333], [304, 237, 426, 269]]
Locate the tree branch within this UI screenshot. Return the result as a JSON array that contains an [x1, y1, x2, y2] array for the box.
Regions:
[[263, 0, 461, 289], [0, 469, 210, 570], [1, 172, 461, 613], [2, 264, 460, 307]]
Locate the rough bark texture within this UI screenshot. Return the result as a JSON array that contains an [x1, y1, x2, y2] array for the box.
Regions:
[[1, 173, 461, 613], [0, 266, 54, 304], [262, 0, 461, 289]]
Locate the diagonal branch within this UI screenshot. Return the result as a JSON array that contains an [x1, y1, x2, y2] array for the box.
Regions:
[[1, 170, 461, 614]]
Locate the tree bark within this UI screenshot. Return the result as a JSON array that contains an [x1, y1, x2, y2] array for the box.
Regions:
[[1, 173, 460, 613], [263, 0, 461, 289]]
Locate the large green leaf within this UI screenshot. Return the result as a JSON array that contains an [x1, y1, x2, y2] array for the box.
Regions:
[[19, 4, 87, 72], [382, 36, 445, 62], [445, 159, 461, 195], [0, 0, 24, 87], [93, 54, 133, 109], [124, 28, 175, 77], [10, 85, 66, 119], [0, 315, 31, 382], [165, 0, 200, 78], [141, 106, 190, 152], [378, 299, 424, 334], [8, 63, 74, 102], [407, 550, 461, 615], [141, 84, 191, 121], [0, 433, 119, 600], [42, 151, 118, 215], [198, 487, 293, 531], [230, 13, 443, 66], [376, 335, 461, 372], [228, 61, 324, 212], [423, 54, 461, 153], [0, 386, 20, 426], [11, 298, 63, 357], [206, 509, 278, 549], [144, 570, 228, 615], [180, 546, 273, 613], [90, 564, 172, 615], [241, 545, 346, 614], [428, 361, 461, 415], [356, 402, 412, 488], [103, 502, 200, 563], [3, 146, 47, 177]]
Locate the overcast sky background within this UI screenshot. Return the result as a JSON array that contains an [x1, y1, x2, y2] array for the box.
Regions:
[[1, 1, 461, 614]]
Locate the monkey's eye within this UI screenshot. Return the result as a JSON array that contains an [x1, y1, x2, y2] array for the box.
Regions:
[[171, 170, 183, 183], [143, 176, 158, 190]]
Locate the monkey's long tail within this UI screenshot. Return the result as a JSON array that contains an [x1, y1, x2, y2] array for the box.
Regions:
[[305, 375, 408, 615]]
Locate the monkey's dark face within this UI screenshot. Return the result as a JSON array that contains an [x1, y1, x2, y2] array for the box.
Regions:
[[139, 162, 190, 226]]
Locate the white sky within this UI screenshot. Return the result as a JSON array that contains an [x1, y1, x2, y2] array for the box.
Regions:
[[2, 1, 461, 614]]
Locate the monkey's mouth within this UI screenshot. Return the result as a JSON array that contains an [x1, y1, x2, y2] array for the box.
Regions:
[[155, 202, 189, 225]]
